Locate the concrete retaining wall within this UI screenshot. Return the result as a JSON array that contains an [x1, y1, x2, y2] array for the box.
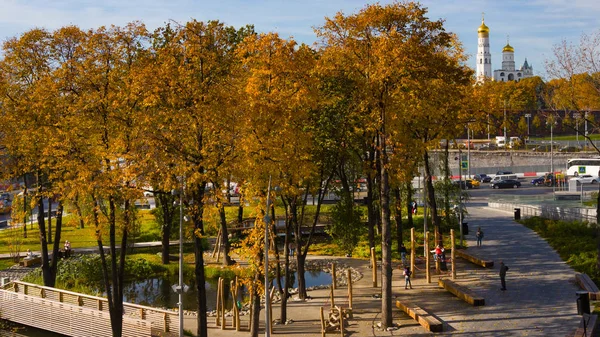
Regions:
[[488, 201, 597, 224]]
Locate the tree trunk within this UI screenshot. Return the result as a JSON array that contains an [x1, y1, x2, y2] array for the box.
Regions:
[[47, 197, 52, 244], [423, 150, 441, 246], [192, 184, 208, 337], [249, 278, 262, 337], [280, 197, 291, 322], [270, 207, 283, 294], [219, 204, 232, 266], [379, 127, 392, 328], [596, 182, 600, 272], [443, 142, 451, 234], [157, 193, 174, 265], [366, 173, 376, 249], [406, 181, 413, 228], [394, 186, 403, 255], [23, 176, 28, 239], [37, 195, 52, 286], [74, 194, 85, 229]]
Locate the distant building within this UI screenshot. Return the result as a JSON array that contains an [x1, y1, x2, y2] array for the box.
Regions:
[[476, 14, 533, 82]]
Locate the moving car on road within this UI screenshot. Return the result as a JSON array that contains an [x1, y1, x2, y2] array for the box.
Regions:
[[491, 179, 521, 189], [572, 174, 599, 185], [465, 179, 480, 189], [474, 174, 492, 183], [530, 177, 545, 186]]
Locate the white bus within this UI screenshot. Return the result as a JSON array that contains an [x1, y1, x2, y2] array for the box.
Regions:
[[566, 158, 600, 176]]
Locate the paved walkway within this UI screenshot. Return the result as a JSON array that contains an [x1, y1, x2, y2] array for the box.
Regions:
[[192, 200, 582, 336]]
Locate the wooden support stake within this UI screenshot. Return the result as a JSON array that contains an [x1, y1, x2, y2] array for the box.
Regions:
[[332, 263, 337, 290], [234, 277, 240, 331], [97, 299, 102, 311], [230, 280, 237, 330], [40, 288, 45, 298], [220, 278, 226, 330], [451, 229, 456, 280], [425, 231, 431, 284], [410, 228, 415, 277], [216, 277, 222, 326], [339, 306, 345, 337], [212, 228, 222, 257], [140, 308, 145, 319], [164, 313, 169, 332], [320, 307, 326, 337], [347, 269, 353, 309], [330, 284, 335, 309], [371, 247, 377, 288], [59, 292, 63, 303], [269, 287, 275, 333]]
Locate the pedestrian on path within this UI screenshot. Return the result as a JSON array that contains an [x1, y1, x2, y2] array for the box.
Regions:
[[476, 227, 484, 247], [399, 243, 407, 265], [499, 261, 509, 291], [403, 266, 412, 289]]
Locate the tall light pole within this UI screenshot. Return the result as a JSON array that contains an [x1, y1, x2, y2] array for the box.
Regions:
[[467, 127, 471, 178], [503, 100, 507, 150], [264, 176, 273, 337], [172, 178, 185, 337], [178, 180, 184, 337]]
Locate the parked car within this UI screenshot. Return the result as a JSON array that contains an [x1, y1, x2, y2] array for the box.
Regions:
[[452, 180, 467, 189], [491, 179, 521, 189], [558, 145, 581, 152], [465, 179, 480, 189], [530, 177, 545, 186], [479, 144, 497, 151], [572, 174, 599, 185], [496, 170, 513, 175], [474, 174, 492, 183]]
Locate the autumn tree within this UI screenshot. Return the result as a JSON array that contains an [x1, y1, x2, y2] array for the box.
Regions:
[[145, 20, 251, 337], [317, 2, 472, 328]]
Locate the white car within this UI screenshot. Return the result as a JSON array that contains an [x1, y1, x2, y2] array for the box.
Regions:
[[572, 175, 599, 185]]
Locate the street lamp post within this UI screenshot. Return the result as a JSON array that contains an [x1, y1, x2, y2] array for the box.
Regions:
[[178, 181, 184, 337], [504, 100, 507, 151], [264, 176, 273, 337]]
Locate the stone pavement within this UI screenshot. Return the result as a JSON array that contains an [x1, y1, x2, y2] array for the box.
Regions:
[[191, 199, 582, 336]]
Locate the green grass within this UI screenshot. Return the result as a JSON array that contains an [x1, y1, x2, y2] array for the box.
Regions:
[[520, 216, 599, 284]]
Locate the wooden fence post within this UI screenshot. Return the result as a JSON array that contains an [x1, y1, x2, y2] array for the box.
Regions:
[[451, 229, 456, 280], [410, 227, 415, 277], [220, 278, 226, 330], [347, 269, 353, 309], [332, 263, 337, 290], [320, 307, 326, 337], [216, 277, 222, 326], [425, 231, 431, 284], [371, 247, 377, 288]]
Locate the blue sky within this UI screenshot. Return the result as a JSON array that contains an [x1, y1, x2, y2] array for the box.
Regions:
[[1, 0, 599, 79]]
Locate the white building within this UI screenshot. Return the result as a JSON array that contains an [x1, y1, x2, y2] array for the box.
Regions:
[[476, 16, 533, 82], [476, 16, 492, 81]]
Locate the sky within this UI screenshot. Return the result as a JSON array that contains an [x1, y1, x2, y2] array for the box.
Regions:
[[1, 0, 599, 79]]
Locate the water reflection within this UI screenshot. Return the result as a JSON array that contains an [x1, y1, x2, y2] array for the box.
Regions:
[[120, 270, 331, 311]]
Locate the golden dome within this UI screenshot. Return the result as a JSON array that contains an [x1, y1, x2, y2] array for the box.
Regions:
[[478, 20, 489, 36], [503, 43, 514, 53]]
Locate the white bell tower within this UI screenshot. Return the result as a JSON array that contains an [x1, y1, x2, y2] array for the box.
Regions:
[[476, 13, 492, 81]]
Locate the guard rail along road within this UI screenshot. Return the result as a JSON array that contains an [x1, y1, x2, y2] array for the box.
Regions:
[[488, 201, 597, 224]]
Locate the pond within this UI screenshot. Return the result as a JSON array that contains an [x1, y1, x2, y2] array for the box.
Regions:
[[120, 269, 332, 311]]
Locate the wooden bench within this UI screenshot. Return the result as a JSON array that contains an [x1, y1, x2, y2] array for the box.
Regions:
[[575, 273, 600, 300], [396, 300, 443, 332], [21, 257, 41, 267], [574, 314, 597, 337], [438, 278, 485, 306], [455, 249, 493, 268]]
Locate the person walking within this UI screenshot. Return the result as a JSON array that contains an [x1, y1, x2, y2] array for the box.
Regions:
[[499, 261, 509, 291], [476, 227, 484, 247], [399, 243, 408, 265], [403, 266, 413, 289]]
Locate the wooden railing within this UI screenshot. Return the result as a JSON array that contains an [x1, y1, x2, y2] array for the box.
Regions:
[[0, 280, 179, 337]]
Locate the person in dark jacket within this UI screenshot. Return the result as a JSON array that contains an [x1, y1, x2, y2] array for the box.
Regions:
[[499, 261, 509, 290]]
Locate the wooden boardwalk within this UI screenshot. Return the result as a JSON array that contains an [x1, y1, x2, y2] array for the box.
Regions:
[[0, 280, 178, 337]]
